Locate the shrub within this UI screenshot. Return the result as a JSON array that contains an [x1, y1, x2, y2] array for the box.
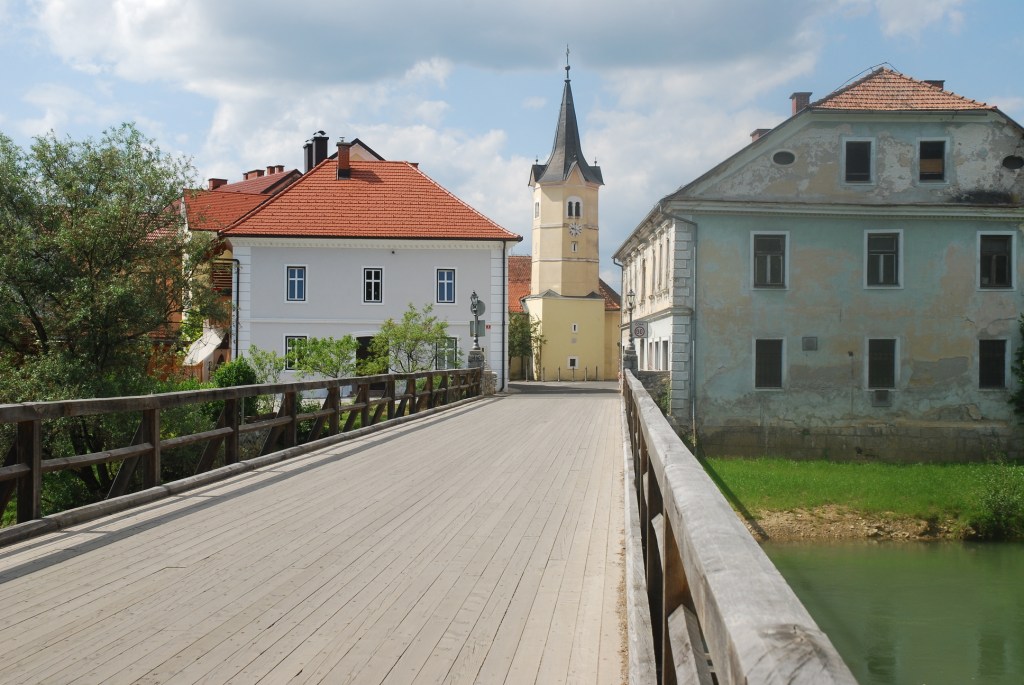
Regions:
[[971, 463, 1024, 540], [212, 357, 260, 418]]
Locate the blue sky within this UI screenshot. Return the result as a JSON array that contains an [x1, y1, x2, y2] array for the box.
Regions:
[[1, 0, 1021, 288]]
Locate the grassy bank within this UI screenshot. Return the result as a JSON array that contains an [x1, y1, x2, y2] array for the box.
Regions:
[[702, 458, 1024, 539]]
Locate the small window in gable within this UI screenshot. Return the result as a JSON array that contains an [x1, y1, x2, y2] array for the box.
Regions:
[[772, 150, 796, 166], [919, 140, 945, 181], [845, 140, 872, 183]]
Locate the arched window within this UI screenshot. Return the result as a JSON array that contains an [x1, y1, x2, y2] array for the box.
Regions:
[[566, 196, 583, 218]]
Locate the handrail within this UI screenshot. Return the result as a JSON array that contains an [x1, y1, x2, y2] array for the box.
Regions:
[[622, 370, 856, 684], [0, 368, 482, 542]]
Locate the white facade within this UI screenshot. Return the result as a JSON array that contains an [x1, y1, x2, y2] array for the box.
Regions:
[[231, 237, 513, 388]]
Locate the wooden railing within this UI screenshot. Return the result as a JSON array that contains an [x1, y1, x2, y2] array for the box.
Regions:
[[0, 368, 481, 543], [621, 371, 856, 685]]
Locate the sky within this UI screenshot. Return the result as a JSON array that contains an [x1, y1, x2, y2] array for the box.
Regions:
[[1, 0, 1022, 290]]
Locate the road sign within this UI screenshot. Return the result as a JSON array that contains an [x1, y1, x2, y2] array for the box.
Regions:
[[632, 322, 647, 339]]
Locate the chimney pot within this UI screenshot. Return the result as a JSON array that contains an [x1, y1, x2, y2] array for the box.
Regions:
[[312, 131, 329, 168], [790, 91, 812, 115], [924, 79, 945, 90], [750, 128, 772, 142], [208, 178, 227, 190]]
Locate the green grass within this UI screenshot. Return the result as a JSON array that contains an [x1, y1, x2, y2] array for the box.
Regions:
[[702, 457, 1002, 522]]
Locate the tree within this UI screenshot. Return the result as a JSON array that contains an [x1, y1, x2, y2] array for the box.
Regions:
[[286, 336, 359, 379], [0, 124, 225, 500], [246, 345, 286, 384], [364, 303, 453, 374], [509, 312, 542, 380]]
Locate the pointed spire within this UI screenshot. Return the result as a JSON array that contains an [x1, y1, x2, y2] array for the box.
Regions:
[[531, 59, 603, 186]]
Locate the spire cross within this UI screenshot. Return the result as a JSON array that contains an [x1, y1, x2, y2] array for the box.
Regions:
[[565, 45, 570, 79]]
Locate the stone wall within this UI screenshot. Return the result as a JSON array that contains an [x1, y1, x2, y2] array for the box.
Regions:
[[700, 421, 1021, 462]]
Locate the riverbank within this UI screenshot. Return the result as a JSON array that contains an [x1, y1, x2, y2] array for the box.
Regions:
[[741, 504, 958, 542], [703, 457, 1024, 542]]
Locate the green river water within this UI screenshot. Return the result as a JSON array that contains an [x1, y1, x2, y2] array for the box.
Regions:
[[764, 542, 1024, 685]]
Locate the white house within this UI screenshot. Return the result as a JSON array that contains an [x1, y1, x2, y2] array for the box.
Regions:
[[616, 68, 1024, 460], [220, 134, 522, 388]]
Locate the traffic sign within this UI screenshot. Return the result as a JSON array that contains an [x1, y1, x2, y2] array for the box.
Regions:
[[632, 322, 647, 339]]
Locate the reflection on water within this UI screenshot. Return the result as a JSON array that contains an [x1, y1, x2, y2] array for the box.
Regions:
[[764, 542, 1024, 685]]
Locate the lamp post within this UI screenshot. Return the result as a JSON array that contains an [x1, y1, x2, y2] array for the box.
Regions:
[[626, 289, 635, 350], [470, 290, 481, 351]]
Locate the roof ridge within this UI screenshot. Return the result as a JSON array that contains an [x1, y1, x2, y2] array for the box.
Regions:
[[400, 161, 515, 237], [811, 66, 993, 112]]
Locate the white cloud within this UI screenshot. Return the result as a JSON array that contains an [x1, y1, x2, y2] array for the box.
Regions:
[[873, 0, 965, 38], [522, 96, 546, 110]]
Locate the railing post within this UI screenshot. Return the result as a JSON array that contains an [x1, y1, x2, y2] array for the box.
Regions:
[[360, 383, 370, 427], [224, 398, 239, 464], [386, 376, 396, 420], [141, 408, 161, 488], [16, 419, 41, 523], [662, 517, 688, 685], [284, 391, 298, 447], [327, 386, 340, 435]]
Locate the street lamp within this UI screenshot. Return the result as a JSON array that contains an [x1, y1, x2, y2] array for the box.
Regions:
[[470, 290, 481, 351]]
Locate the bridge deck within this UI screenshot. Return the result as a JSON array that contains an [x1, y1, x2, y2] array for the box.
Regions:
[[0, 385, 625, 684]]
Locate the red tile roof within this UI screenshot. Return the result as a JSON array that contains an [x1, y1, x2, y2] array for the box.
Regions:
[[599, 279, 621, 312], [222, 158, 521, 242], [509, 255, 531, 313], [812, 68, 993, 112], [506, 255, 620, 312], [185, 190, 270, 232], [215, 170, 300, 195]]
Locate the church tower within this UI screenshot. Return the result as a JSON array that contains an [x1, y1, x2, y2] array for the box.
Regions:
[[525, 62, 617, 381]]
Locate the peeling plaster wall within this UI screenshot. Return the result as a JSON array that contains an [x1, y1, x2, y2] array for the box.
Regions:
[[690, 212, 1023, 460], [696, 112, 1024, 205]]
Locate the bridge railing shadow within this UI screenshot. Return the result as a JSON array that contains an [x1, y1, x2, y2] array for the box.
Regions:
[[0, 368, 482, 548], [621, 370, 856, 685]]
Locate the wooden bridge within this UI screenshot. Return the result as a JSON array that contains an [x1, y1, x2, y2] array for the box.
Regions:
[[0, 373, 856, 684], [0, 382, 626, 684]]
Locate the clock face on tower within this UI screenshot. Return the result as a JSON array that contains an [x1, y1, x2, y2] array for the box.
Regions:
[[568, 222, 582, 237]]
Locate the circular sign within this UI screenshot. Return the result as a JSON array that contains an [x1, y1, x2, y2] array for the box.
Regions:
[[632, 322, 647, 339]]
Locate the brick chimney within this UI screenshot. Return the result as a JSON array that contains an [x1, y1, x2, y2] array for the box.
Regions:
[[208, 178, 227, 190], [266, 166, 275, 175], [790, 91, 812, 115], [750, 128, 772, 142], [275, 165, 285, 174], [337, 139, 352, 179], [924, 79, 945, 90]]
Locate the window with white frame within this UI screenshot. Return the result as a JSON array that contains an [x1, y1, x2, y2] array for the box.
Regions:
[[753, 233, 787, 288], [866, 231, 900, 287], [844, 139, 873, 183], [754, 339, 784, 388], [435, 337, 459, 369], [979, 234, 1013, 289], [867, 338, 897, 389], [286, 266, 306, 301], [979, 339, 1007, 389], [568, 356, 579, 369], [436, 268, 455, 303], [364, 267, 383, 303], [284, 335, 307, 370]]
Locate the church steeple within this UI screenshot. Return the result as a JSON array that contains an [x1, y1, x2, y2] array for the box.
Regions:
[[530, 63, 604, 186]]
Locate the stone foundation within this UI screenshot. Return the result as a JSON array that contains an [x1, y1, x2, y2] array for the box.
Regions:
[[699, 421, 1021, 462]]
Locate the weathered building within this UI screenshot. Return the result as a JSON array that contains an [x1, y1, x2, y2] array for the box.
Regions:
[[616, 68, 1024, 460]]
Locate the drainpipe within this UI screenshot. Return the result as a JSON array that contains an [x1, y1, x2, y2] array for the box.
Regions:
[[231, 258, 241, 359], [501, 241, 508, 391]]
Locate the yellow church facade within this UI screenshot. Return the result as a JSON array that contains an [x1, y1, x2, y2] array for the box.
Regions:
[[521, 66, 620, 381]]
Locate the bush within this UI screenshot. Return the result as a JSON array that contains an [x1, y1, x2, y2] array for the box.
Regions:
[[971, 463, 1024, 540], [212, 357, 260, 418]]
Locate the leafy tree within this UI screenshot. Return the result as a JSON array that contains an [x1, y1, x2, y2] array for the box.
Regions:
[[246, 345, 286, 384], [509, 312, 542, 379], [364, 303, 452, 374], [1011, 315, 1024, 421], [212, 357, 259, 417], [286, 336, 359, 379], [0, 124, 225, 502]]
